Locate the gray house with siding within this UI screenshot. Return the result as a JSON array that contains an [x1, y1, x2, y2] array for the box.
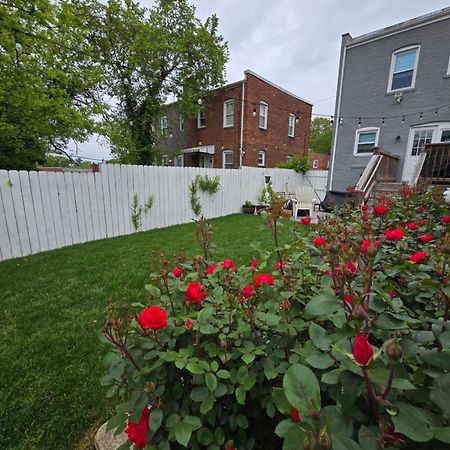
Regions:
[[329, 7, 450, 192]]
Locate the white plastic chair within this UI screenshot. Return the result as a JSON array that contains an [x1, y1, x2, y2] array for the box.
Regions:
[[293, 186, 315, 217]]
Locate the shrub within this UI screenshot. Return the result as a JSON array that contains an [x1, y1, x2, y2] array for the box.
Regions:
[[101, 189, 450, 449], [277, 155, 310, 174]]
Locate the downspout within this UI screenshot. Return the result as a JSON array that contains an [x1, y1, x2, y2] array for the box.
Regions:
[[239, 77, 246, 169], [328, 37, 348, 190]]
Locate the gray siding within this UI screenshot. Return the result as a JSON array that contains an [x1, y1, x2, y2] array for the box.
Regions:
[[330, 16, 450, 191], [157, 103, 187, 164]]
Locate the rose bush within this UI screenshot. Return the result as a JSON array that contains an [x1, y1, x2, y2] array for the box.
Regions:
[[101, 190, 449, 449]]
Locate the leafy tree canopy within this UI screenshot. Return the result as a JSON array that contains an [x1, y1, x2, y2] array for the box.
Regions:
[[0, 0, 228, 169], [309, 117, 332, 154]]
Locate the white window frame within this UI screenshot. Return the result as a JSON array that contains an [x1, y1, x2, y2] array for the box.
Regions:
[[447, 56, 450, 76], [160, 116, 168, 137], [222, 150, 233, 169], [286, 155, 292, 162], [197, 111, 205, 129], [174, 155, 184, 167], [223, 100, 234, 128], [162, 154, 169, 166], [258, 151, 265, 167], [312, 159, 319, 169], [259, 101, 268, 129], [288, 113, 296, 137], [353, 127, 380, 156], [387, 45, 420, 93]]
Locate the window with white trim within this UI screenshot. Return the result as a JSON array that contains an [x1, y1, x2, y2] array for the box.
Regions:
[[174, 155, 184, 166], [441, 129, 450, 142], [162, 154, 169, 166], [312, 159, 319, 169], [447, 56, 450, 76], [388, 46, 420, 92], [160, 116, 168, 137], [223, 100, 234, 128], [354, 128, 379, 155], [258, 151, 265, 167], [286, 155, 292, 162], [411, 129, 433, 155], [288, 113, 296, 137], [197, 111, 205, 128], [222, 150, 233, 169], [259, 101, 268, 129]]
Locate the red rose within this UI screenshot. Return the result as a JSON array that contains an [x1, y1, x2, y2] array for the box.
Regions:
[[409, 251, 429, 264], [352, 334, 373, 366], [361, 213, 368, 221], [221, 259, 235, 269], [242, 284, 254, 299], [389, 290, 395, 299], [300, 216, 311, 225], [137, 306, 167, 330], [407, 222, 416, 231], [313, 236, 327, 246], [253, 274, 274, 288], [185, 319, 193, 330], [418, 205, 425, 213], [344, 295, 353, 305], [419, 234, 434, 243], [206, 264, 218, 275], [385, 227, 405, 241], [361, 239, 378, 253], [275, 261, 286, 271], [226, 446, 234, 450], [185, 282, 208, 303], [291, 408, 301, 423], [125, 406, 150, 449], [113, 319, 121, 330], [346, 260, 357, 275], [250, 259, 258, 267], [374, 205, 387, 215], [172, 267, 183, 278], [443, 215, 450, 224], [361, 204, 368, 212]]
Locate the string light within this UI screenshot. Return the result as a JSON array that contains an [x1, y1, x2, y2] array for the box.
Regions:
[[419, 112, 423, 120], [381, 117, 385, 126], [358, 117, 361, 127], [339, 117, 343, 125], [330, 115, 334, 125], [402, 116, 405, 124], [435, 108, 438, 116]]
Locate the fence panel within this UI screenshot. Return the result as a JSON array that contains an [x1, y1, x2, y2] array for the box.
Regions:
[[0, 165, 328, 261]]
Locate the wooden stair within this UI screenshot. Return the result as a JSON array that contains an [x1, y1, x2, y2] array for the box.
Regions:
[[371, 181, 403, 197]]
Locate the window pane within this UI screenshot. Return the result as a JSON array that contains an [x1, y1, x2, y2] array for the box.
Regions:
[[358, 132, 376, 144], [441, 130, 450, 142], [394, 49, 417, 72], [391, 70, 414, 90], [357, 143, 375, 153]]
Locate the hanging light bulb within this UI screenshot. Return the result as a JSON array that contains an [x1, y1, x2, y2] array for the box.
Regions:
[[197, 98, 203, 105], [402, 115, 405, 124], [252, 108, 257, 117], [382, 117, 385, 126], [339, 117, 343, 125], [435, 108, 438, 116], [295, 115, 299, 124], [15, 42, 22, 52], [419, 112, 423, 120], [330, 115, 334, 125], [358, 117, 361, 127]]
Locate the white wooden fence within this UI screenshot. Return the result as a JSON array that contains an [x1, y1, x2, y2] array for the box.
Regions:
[[0, 164, 328, 261]]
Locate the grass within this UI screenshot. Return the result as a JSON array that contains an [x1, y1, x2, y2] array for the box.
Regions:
[[0, 214, 298, 450]]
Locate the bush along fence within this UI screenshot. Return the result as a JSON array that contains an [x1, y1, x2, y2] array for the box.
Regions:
[[101, 189, 450, 450], [0, 165, 327, 261]]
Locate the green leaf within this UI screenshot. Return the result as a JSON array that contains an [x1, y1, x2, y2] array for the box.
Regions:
[[392, 402, 433, 442], [236, 414, 249, 429], [432, 427, 450, 444], [197, 427, 214, 446], [275, 418, 294, 438], [421, 349, 450, 370], [430, 373, 450, 418], [331, 433, 362, 450], [306, 353, 335, 369], [190, 386, 209, 402], [370, 369, 416, 390], [210, 361, 219, 372], [236, 365, 248, 384], [283, 364, 320, 413], [214, 427, 225, 445], [100, 374, 115, 386], [173, 422, 192, 447], [309, 323, 332, 350], [216, 370, 230, 379], [200, 395, 215, 414], [235, 386, 246, 405], [241, 353, 255, 364], [205, 373, 217, 392], [272, 388, 292, 415], [321, 368, 343, 385], [305, 294, 339, 316], [109, 359, 125, 379], [186, 362, 205, 374], [150, 408, 163, 432], [183, 416, 202, 431], [439, 330, 450, 349], [144, 284, 161, 298]]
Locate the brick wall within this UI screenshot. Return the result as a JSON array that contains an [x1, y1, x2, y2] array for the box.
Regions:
[[308, 153, 330, 170]]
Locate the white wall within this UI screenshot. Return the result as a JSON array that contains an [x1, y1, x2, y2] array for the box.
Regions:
[[0, 164, 328, 261]]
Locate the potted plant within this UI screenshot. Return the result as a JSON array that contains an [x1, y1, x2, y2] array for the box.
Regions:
[[242, 200, 254, 214]]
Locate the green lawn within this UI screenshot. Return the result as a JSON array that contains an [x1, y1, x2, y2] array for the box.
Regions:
[[0, 214, 297, 450]]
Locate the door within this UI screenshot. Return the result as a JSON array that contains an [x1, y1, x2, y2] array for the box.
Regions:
[[199, 155, 213, 168], [402, 126, 436, 182]]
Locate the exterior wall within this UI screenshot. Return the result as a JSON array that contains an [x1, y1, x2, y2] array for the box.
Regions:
[[242, 73, 312, 168], [308, 153, 330, 170], [330, 15, 450, 191], [159, 71, 312, 169], [157, 103, 187, 164]]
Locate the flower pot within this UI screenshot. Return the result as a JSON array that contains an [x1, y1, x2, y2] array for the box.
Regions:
[[242, 205, 254, 214]]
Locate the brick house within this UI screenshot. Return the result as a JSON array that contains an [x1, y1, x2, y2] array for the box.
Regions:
[[308, 152, 330, 170], [158, 70, 312, 168]]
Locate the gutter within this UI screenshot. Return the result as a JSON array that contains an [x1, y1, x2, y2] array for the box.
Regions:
[[239, 76, 245, 169]]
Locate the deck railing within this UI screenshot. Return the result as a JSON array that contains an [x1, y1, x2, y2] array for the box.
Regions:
[[421, 143, 450, 184]]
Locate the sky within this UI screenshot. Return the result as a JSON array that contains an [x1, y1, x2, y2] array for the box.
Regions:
[[77, 0, 450, 162]]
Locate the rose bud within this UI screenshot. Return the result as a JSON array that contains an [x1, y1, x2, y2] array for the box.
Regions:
[[317, 426, 332, 450], [352, 333, 374, 366], [303, 438, 312, 450], [220, 339, 227, 348], [113, 319, 121, 330], [291, 408, 301, 423], [281, 300, 291, 310], [185, 319, 194, 330], [386, 339, 403, 364]]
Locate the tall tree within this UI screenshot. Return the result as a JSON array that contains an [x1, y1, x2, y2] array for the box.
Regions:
[[0, 0, 105, 170], [100, 0, 228, 164], [310, 117, 333, 154]]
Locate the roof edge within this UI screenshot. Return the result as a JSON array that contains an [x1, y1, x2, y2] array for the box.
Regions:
[[345, 6, 450, 47], [244, 70, 313, 106]]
